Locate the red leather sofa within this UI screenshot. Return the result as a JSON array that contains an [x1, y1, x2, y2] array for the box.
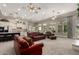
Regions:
[[14, 35, 44, 55], [27, 32, 46, 41]]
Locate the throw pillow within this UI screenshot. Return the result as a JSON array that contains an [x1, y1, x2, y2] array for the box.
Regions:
[[23, 36, 33, 46], [17, 36, 29, 49]]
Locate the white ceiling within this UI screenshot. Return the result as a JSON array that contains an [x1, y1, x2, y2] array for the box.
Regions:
[[0, 3, 77, 22]]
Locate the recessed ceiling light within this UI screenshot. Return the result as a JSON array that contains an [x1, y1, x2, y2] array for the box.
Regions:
[[25, 14, 26, 16], [62, 10, 65, 13], [51, 16, 56, 20], [2, 4, 7, 7], [42, 12, 45, 15], [17, 8, 21, 11], [43, 23, 46, 26]]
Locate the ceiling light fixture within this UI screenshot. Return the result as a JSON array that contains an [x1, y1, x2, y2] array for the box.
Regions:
[[2, 4, 7, 7], [25, 14, 26, 16], [17, 8, 21, 11], [42, 12, 45, 15], [26, 3, 41, 13]]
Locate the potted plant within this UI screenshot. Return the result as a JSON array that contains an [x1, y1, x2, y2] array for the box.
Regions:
[[77, 4, 79, 17]]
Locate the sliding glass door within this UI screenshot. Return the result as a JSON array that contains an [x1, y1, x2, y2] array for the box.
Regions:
[[58, 16, 73, 38]]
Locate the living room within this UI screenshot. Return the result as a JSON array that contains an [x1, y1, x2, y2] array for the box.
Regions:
[[0, 3, 79, 55]]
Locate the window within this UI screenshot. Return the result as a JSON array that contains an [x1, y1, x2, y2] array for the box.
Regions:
[[38, 26, 42, 31]]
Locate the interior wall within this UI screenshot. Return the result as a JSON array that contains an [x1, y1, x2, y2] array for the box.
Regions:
[[27, 22, 35, 32], [0, 18, 29, 32], [35, 11, 77, 38], [56, 11, 77, 38], [0, 9, 78, 38], [34, 18, 58, 34]]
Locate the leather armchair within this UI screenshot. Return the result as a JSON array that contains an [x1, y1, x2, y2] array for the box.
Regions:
[[14, 35, 44, 55], [20, 43, 43, 55]]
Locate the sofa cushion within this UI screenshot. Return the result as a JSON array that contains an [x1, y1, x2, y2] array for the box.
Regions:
[[17, 37, 29, 49], [23, 36, 33, 46], [28, 32, 39, 36]]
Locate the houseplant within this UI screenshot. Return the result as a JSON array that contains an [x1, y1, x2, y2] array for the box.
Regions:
[[77, 4, 79, 17]]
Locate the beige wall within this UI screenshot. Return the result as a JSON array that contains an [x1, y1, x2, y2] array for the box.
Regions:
[[0, 10, 78, 38], [34, 11, 77, 38]]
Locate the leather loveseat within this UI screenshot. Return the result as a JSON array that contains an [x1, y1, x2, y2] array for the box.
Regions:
[[27, 32, 45, 41]]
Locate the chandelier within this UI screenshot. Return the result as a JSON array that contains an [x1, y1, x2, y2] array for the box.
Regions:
[[27, 3, 41, 13]]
